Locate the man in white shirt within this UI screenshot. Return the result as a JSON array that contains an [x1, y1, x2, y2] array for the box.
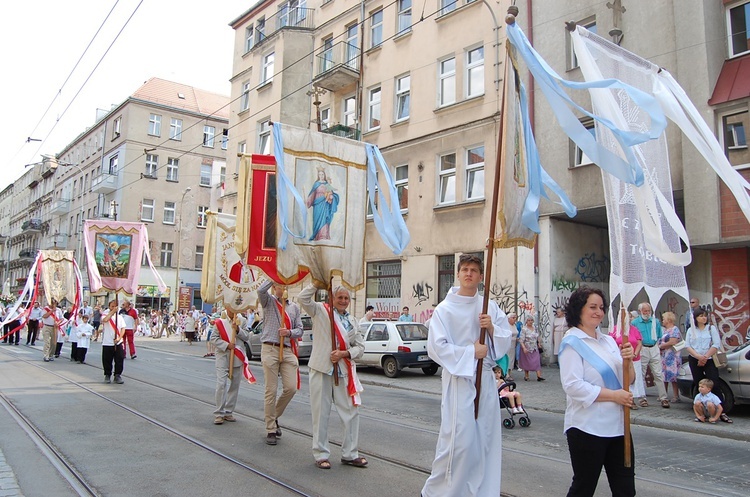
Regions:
[[102, 300, 126, 383], [119, 300, 138, 359], [27, 301, 43, 346]]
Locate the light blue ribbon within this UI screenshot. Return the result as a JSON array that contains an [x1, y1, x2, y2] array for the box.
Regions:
[[515, 73, 577, 232], [365, 145, 410, 254], [272, 122, 309, 249], [506, 23, 667, 187], [559, 335, 622, 390]]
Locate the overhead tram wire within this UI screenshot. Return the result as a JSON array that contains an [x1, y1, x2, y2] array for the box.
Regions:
[[25, 0, 145, 165], [53, 0, 493, 214], [7, 0, 122, 169]]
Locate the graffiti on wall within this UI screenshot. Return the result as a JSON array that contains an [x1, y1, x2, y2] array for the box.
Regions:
[[551, 276, 579, 293], [575, 253, 610, 282], [712, 281, 749, 348], [411, 281, 433, 307]]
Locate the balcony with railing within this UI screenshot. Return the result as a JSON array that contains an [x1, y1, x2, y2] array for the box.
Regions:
[[91, 173, 118, 193], [19, 248, 38, 259], [313, 41, 360, 92], [251, 7, 315, 51], [21, 219, 43, 233], [50, 198, 71, 215], [321, 124, 360, 141]]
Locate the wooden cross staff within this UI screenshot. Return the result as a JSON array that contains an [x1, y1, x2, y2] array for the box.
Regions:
[[228, 312, 238, 380], [620, 302, 632, 468]]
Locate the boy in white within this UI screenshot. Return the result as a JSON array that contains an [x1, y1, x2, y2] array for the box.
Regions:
[[75, 315, 94, 364], [693, 378, 723, 423]]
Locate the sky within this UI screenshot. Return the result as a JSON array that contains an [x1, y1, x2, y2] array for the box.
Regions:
[[0, 0, 252, 190]]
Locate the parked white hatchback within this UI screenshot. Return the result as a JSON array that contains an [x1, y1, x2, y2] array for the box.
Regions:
[[357, 321, 439, 378]]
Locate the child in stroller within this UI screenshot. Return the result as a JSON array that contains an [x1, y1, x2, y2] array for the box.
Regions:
[[494, 366, 531, 428]]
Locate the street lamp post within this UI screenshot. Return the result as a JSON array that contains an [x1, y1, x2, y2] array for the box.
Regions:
[[174, 187, 192, 311]]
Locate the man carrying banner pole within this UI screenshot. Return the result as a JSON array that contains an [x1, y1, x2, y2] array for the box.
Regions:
[[298, 282, 365, 470], [209, 310, 254, 425], [257, 280, 303, 445]]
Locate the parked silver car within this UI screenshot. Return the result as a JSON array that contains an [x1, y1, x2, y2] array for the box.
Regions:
[[677, 341, 750, 412], [357, 321, 439, 378], [245, 315, 313, 360]]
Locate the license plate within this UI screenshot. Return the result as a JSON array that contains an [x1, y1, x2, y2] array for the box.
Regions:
[[418, 355, 429, 361]]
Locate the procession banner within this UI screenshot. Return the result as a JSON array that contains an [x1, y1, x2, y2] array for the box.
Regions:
[[201, 211, 264, 312], [271, 123, 369, 290], [83, 220, 166, 295], [235, 154, 308, 285], [40, 250, 79, 306]]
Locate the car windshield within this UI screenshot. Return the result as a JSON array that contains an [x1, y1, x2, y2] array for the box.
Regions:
[[396, 323, 428, 341]]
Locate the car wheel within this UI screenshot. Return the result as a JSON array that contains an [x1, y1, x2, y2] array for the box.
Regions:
[[717, 379, 735, 413], [383, 357, 400, 378], [422, 364, 439, 376]]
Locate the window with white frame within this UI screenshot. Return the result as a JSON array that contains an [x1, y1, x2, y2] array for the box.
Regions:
[[368, 86, 381, 131], [438, 57, 456, 106], [366, 261, 402, 299], [163, 201, 176, 224], [465, 145, 485, 200], [169, 118, 183, 140], [148, 114, 161, 136], [721, 109, 749, 169], [197, 206, 208, 228], [343, 96, 356, 126], [262, 52, 275, 84], [440, 0, 457, 16], [438, 152, 457, 204], [321, 37, 334, 72], [142, 198, 155, 222], [141, 241, 152, 266], [569, 20, 596, 69], [395, 74, 410, 121], [466, 46, 484, 98], [200, 164, 212, 186], [167, 158, 179, 181], [245, 25, 255, 52], [371, 9, 383, 48], [573, 120, 596, 167], [221, 128, 228, 150], [112, 116, 121, 139], [220, 165, 226, 185], [346, 24, 358, 69], [320, 107, 331, 130], [397, 0, 412, 34], [203, 126, 215, 147], [108, 155, 118, 175], [258, 120, 271, 154], [728, 1, 750, 57], [240, 80, 251, 111], [145, 154, 158, 177], [160, 242, 173, 267], [195, 245, 204, 269], [395, 164, 408, 210]]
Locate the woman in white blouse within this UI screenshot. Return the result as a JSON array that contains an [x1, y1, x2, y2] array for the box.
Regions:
[[559, 287, 635, 497]]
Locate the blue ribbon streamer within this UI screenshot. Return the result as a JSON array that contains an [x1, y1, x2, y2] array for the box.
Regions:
[[506, 23, 667, 187], [559, 335, 622, 391], [365, 145, 410, 254], [273, 122, 309, 249]]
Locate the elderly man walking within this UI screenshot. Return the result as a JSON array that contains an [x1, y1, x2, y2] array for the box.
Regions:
[[633, 302, 670, 408], [298, 282, 365, 470], [257, 280, 303, 445]]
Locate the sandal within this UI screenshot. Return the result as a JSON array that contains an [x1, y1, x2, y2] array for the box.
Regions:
[[720, 413, 733, 424], [341, 457, 368, 468], [661, 399, 670, 408], [694, 417, 705, 423], [639, 399, 649, 408], [315, 459, 331, 470]]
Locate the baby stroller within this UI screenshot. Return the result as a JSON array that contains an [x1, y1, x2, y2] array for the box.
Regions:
[[498, 380, 531, 429]]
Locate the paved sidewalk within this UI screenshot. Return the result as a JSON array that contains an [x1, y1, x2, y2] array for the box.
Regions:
[[134, 335, 749, 441], [0, 449, 24, 497]]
